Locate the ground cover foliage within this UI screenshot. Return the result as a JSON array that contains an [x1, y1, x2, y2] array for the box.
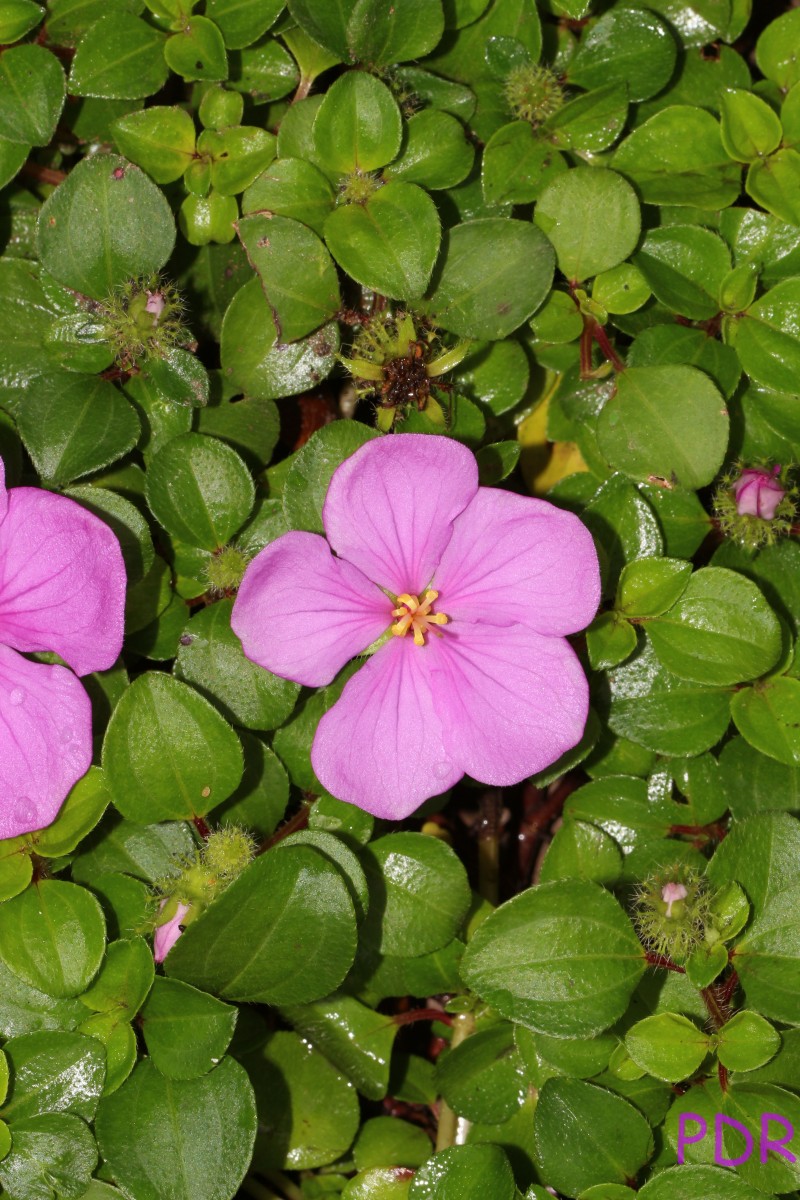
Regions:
[[2, 0, 800, 1197]]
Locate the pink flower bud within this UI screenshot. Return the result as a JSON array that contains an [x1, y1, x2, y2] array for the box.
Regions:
[[153, 898, 191, 963], [145, 291, 166, 322], [662, 881, 688, 918], [733, 466, 785, 521]]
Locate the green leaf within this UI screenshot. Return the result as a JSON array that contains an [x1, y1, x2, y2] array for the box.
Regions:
[[102, 673, 244, 822], [146, 432, 254, 550], [0, 839, 32, 904], [220, 277, 340, 399], [616, 558, 692, 618], [593, 264, 650, 316], [166, 846, 357, 1004], [96, 1058, 256, 1200], [197, 394, 279, 472], [143, 348, 210, 409], [313, 70, 402, 174], [280, 993, 398, 1101], [437, 1023, 525, 1123], [734, 278, 800, 392], [637, 1164, 768, 1200], [0, 1113, 97, 1200], [278, 829, 369, 923], [347, 0, 444, 66], [66, 486, 154, 585], [201, 125, 276, 195], [586, 613, 637, 672], [206, 0, 284, 49], [324, 182, 440, 301], [567, 6, 676, 102], [540, 817, 623, 886], [16, 374, 140, 486], [721, 1082, 800, 1191], [70, 815, 194, 887], [111, 105, 196, 184], [0, 0, 44, 44], [242, 156, 336, 236], [736, 883, 800, 1026], [0, 880, 105, 999], [353, 1117, 431, 1170], [746, 148, 800, 230], [461, 880, 644, 1038], [607, 639, 732, 757], [79, 935, 153, 1018], [69, 13, 168, 99], [164, 16, 228, 81], [30, 767, 110, 859], [481, 120, 567, 206], [245, 1030, 360, 1170], [614, 106, 741, 209], [475, 440, 520, 485], [533, 1078, 653, 1195], [634, 226, 732, 321], [647, 567, 781, 687], [707, 811, 800, 916], [287, 0, 355, 59], [547, 82, 629, 154], [424, 218, 554, 339], [282, 420, 378, 534], [582, 474, 663, 595], [597, 365, 729, 490], [720, 87, 782, 162], [625, 1014, 710, 1083], [360, 832, 471, 958], [0, 45, 64, 146], [409, 1145, 516, 1200], [37, 153, 175, 299], [386, 109, 473, 191], [565, 775, 682, 857], [756, 6, 800, 89], [238, 212, 340, 341], [1, 1031, 106, 1120], [140, 977, 237, 1079], [732, 676, 800, 766], [717, 1010, 780, 1072], [534, 168, 640, 282]]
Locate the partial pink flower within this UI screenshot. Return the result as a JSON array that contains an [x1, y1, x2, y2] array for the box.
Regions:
[[733, 465, 785, 521], [661, 881, 688, 918], [154, 899, 191, 963], [0, 457, 126, 839], [232, 435, 599, 821]]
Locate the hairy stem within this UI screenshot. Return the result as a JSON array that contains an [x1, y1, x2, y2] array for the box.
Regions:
[[435, 1011, 476, 1153]]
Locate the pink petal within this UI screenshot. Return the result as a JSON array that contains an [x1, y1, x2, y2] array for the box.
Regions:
[[427, 622, 590, 785], [154, 900, 192, 963], [0, 458, 7, 523], [232, 531, 392, 687], [311, 637, 462, 819], [432, 489, 600, 636], [323, 434, 478, 596], [0, 487, 126, 676], [0, 644, 92, 839]]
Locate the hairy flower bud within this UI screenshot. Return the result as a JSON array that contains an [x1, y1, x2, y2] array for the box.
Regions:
[[733, 465, 785, 520]]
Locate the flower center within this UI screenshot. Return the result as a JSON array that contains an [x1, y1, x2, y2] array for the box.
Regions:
[[391, 590, 449, 647]]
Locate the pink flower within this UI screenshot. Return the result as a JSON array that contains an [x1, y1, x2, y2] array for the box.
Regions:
[[661, 882, 688, 917], [232, 435, 600, 820], [145, 290, 165, 322], [154, 899, 192, 963], [733, 465, 785, 520], [0, 458, 126, 839]]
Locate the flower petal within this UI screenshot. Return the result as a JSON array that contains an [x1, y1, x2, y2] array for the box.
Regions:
[[0, 487, 126, 676], [433, 489, 600, 636], [0, 458, 7, 523], [311, 637, 462, 819], [154, 900, 191, 963], [0, 644, 92, 839], [323, 434, 478, 595], [232, 531, 392, 687], [428, 623, 590, 785]]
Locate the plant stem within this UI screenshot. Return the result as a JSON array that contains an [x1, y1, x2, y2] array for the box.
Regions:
[[263, 1171, 305, 1200], [394, 1008, 453, 1027], [240, 1178, 282, 1200], [258, 801, 311, 854], [435, 1011, 475, 1152], [477, 791, 501, 905]]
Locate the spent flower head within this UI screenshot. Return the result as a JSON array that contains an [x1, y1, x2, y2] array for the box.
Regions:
[[504, 63, 565, 126], [232, 435, 600, 819], [633, 867, 711, 965], [97, 274, 189, 368]]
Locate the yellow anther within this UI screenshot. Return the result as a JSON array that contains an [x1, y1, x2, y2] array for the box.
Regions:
[[390, 589, 449, 645]]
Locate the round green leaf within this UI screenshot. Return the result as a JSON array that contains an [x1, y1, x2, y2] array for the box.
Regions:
[[0, 45, 64, 146], [386, 109, 473, 191], [165, 16, 228, 81], [242, 156, 336, 236], [647, 567, 781, 686], [79, 935, 154, 1019], [37, 153, 176, 299], [734, 278, 800, 392], [347, 0, 444, 66], [324, 181, 440, 300], [202, 125, 276, 195], [720, 88, 782, 162], [409, 1145, 516, 1200], [0, 0, 44, 44], [425, 218, 555, 340], [597, 365, 729, 490], [0, 880, 105, 999], [732, 676, 800, 766], [539, 818, 623, 886], [353, 1116, 431, 1171], [140, 977, 237, 1080], [279, 993, 398, 1102], [746, 148, 800, 226], [634, 226, 731, 321], [0, 838, 32, 903], [721, 1082, 800, 1191], [756, 7, 800, 90], [0, 1113, 97, 1199], [461, 880, 645, 1038], [533, 1077, 653, 1195], [30, 766, 110, 859], [69, 13, 168, 99], [625, 1014, 711, 1083], [146, 432, 254, 550], [313, 70, 402, 174], [2, 1031, 106, 1121], [245, 1030, 360, 1170], [206, 0, 284, 49], [286, 0, 354, 59], [282, 420, 378, 534], [102, 672, 244, 822], [65, 485, 154, 585], [717, 1010, 781, 1072], [736, 882, 800, 1025], [436, 1023, 525, 1124], [111, 105, 197, 184], [614, 106, 741, 209], [481, 120, 567, 207], [96, 1057, 256, 1200], [567, 5, 677, 102], [534, 168, 640, 282], [166, 846, 357, 1004], [237, 212, 340, 341], [361, 832, 471, 958]]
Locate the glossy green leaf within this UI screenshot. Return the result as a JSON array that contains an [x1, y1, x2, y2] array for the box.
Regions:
[[437, 1023, 526, 1123], [586, 612, 637, 672], [732, 677, 800, 766], [567, 5, 676, 102], [0, 45, 64, 146], [481, 120, 567, 206], [111, 105, 196, 184], [720, 87, 782, 162], [347, 0, 444, 66], [540, 817, 624, 886], [386, 109, 473, 191], [0, 0, 44, 43], [0, 880, 105, 999], [37, 153, 175, 298], [280, 993, 397, 1101], [717, 1010, 780, 1072], [238, 212, 340, 341], [616, 558, 692, 619], [313, 70, 402, 174], [409, 1145, 517, 1200], [242, 156, 336, 236], [69, 13, 168, 98], [625, 1014, 710, 1083], [287, 0, 355, 59], [1, 1031, 106, 1121], [734, 278, 800, 392], [614, 106, 741, 209], [634, 226, 731, 321], [0, 1113, 97, 1199], [140, 977, 237, 1079], [282, 420, 378, 533], [206, 0, 284, 48], [535, 168, 640, 282], [30, 767, 110, 859], [756, 7, 800, 89], [146, 432, 254, 550], [201, 125, 276, 195]]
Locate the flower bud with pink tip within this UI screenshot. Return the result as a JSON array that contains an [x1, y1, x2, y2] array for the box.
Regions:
[[733, 465, 785, 520]]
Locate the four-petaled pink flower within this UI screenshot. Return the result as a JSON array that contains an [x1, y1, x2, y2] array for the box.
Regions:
[[0, 458, 125, 839], [733, 465, 785, 521], [232, 435, 600, 820]]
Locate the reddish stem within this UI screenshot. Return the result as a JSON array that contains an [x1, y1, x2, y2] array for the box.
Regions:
[[21, 161, 66, 187], [592, 321, 626, 372], [393, 1009, 454, 1028], [645, 952, 686, 974], [258, 802, 311, 854], [193, 816, 211, 840]]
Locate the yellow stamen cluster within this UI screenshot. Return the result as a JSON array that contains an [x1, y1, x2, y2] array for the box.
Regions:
[[391, 590, 449, 646]]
